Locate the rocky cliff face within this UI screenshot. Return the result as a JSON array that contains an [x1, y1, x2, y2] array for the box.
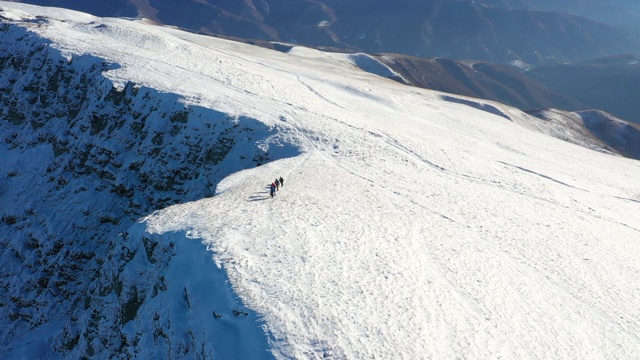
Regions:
[[0, 21, 276, 358]]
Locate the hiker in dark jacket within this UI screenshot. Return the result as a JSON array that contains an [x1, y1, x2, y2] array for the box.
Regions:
[[275, 178, 280, 191], [279, 176, 284, 187]]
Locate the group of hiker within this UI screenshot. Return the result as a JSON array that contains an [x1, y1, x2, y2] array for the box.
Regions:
[[270, 176, 284, 198]]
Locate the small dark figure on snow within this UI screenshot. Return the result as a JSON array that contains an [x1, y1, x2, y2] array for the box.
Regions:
[[275, 179, 280, 191], [270, 182, 276, 198], [279, 176, 284, 187]]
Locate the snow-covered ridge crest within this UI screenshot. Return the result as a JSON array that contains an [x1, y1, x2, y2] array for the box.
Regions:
[[2, 2, 640, 359], [0, 3, 297, 357]]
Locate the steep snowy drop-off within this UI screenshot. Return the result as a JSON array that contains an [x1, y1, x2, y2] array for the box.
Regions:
[[0, 3, 294, 358], [1, 2, 640, 359]]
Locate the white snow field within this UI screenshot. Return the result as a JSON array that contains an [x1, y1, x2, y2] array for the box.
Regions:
[[2, 2, 640, 359]]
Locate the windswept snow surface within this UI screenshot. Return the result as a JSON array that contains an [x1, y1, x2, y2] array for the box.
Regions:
[[2, 2, 640, 359]]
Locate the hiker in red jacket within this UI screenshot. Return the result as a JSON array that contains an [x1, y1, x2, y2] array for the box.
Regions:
[[270, 182, 276, 198]]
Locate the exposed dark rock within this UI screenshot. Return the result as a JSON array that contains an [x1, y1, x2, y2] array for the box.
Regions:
[[0, 20, 297, 358]]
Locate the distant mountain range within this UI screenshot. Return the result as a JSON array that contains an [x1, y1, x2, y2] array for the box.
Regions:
[[9, 0, 640, 124], [372, 53, 640, 124], [376, 55, 584, 111], [482, 0, 640, 32], [9, 0, 640, 67], [525, 54, 640, 123]]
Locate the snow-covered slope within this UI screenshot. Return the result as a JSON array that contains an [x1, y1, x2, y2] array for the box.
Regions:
[[1, 2, 640, 359], [526, 108, 640, 160], [577, 110, 640, 160]]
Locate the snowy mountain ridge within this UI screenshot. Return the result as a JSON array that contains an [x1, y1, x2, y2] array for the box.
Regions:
[[1, 2, 640, 359], [1, 4, 289, 357]]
